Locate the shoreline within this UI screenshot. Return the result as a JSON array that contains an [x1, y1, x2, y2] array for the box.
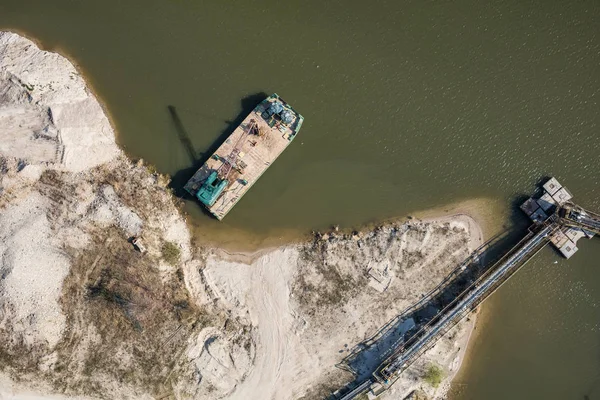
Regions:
[[0, 28, 123, 155], [0, 205, 491, 400], [445, 295, 498, 400], [1, 30, 503, 400], [0, 29, 507, 256], [423, 199, 507, 400], [427, 200, 508, 400], [197, 208, 496, 400], [190, 199, 500, 261], [184, 196, 506, 254], [434, 310, 479, 400], [410, 197, 507, 240], [382, 198, 507, 400]]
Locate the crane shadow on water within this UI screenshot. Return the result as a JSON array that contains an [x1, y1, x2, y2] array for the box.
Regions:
[[167, 92, 268, 207]]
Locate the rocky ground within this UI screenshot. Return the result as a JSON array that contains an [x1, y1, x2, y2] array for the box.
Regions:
[[0, 31, 484, 400]]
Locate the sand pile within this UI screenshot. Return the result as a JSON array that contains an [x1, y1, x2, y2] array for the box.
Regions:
[[0, 31, 122, 357], [0, 31, 119, 171], [0, 191, 69, 348], [0, 31, 196, 399]]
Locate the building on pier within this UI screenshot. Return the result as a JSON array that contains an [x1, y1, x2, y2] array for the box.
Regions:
[[520, 177, 594, 258], [335, 177, 599, 400]]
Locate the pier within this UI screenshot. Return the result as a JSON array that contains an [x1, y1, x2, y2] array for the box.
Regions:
[[336, 178, 599, 400]]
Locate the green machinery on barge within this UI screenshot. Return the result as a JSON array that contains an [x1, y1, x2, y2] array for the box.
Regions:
[[184, 94, 303, 220]]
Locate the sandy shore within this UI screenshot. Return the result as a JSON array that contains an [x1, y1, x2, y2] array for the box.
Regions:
[[443, 293, 498, 399], [1, 30, 496, 400], [411, 197, 507, 239], [412, 199, 508, 397]]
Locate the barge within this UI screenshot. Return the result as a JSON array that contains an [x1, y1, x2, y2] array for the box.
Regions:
[[184, 94, 303, 219]]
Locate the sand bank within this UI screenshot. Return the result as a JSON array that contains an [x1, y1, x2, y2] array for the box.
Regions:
[[1, 31, 488, 400]]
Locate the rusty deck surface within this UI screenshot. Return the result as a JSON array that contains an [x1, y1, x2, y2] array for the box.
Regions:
[[184, 95, 302, 219]]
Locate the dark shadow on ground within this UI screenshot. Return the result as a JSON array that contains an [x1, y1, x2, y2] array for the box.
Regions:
[[331, 191, 538, 399], [168, 92, 268, 201]]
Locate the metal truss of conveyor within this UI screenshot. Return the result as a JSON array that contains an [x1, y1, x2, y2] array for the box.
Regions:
[[335, 179, 597, 400], [373, 219, 559, 384], [559, 204, 600, 235]]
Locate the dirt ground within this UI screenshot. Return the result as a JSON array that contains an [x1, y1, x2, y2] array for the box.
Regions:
[[0, 31, 492, 400], [197, 214, 484, 400], [1, 152, 488, 400]]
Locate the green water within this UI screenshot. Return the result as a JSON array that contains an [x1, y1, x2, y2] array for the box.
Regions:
[[1, 1, 599, 398]]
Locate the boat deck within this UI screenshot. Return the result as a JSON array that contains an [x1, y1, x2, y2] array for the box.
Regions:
[[184, 95, 302, 219]]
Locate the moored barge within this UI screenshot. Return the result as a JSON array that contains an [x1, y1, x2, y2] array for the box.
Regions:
[[184, 94, 303, 220]]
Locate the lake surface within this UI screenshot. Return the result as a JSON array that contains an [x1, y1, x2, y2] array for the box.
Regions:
[[450, 244, 600, 400], [1, 1, 599, 398]]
